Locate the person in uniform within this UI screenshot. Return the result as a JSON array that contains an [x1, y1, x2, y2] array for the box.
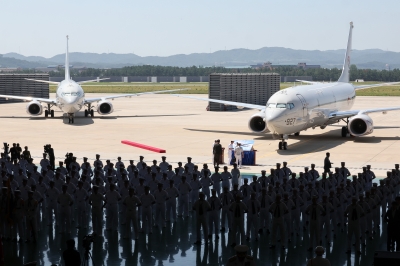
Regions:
[[12, 190, 25, 242], [220, 186, 234, 232], [231, 163, 241, 187], [208, 189, 222, 239], [177, 176, 192, 217], [226, 245, 255, 266], [25, 191, 38, 242], [234, 143, 244, 169], [123, 188, 141, 240], [105, 184, 121, 231], [88, 185, 107, 236], [189, 173, 202, 208], [230, 195, 248, 247], [165, 180, 179, 222], [269, 195, 288, 249], [192, 192, 211, 246], [184, 157, 195, 174], [213, 140, 222, 168], [258, 188, 272, 234], [246, 192, 260, 241], [154, 183, 168, 229], [345, 197, 364, 254], [58, 185, 73, 234], [75, 181, 88, 229], [306, 196, 325, 251], [227, 141, 234, 165], [211, 167, 223, 196], [324, 152, 332, 174], [140, 186, 155, 234]]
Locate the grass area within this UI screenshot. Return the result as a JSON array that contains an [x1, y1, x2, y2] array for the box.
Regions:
[[49, 81, 400, 96]]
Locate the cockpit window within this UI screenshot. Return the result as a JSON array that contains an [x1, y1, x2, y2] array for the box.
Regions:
[[62, 92, 80, 97], [276, 103, 287, 108], [288, 103, 295, 109], [267, 103, 276, 108]]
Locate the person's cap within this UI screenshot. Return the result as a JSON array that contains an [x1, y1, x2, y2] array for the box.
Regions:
[[283, 161, 287, 164], [234, 245, 249, 253], [276, 163, 281, 166], [140, 156, 144, 159], [106, 159, 110, 162], [187, 157, 192, 159], [367, 165, 371, 167], [231, 140, 234, 143], [335, 167, 339, 170], [153, 160, 157, 162], [396, 164, 399, 167], [83, 157, 88, 160], [304, 167, 309, 169], [261, 170, 266, 173], [315, 246, 324, 253], [161, 156, 166, 159], [96, 154, 100, 156], [117, 156, 121, 159], [311, 163, 315, 167], [129, 160, 134, 162]]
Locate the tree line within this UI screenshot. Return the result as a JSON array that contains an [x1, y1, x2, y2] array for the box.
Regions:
[[6, 65, 400, 82]]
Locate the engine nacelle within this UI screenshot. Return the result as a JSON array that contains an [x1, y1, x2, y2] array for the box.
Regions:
[[348, 114, 374, 136], [26, 101, 43, 116], [248, 112, 270, 133], [97, 101, 114, 115]]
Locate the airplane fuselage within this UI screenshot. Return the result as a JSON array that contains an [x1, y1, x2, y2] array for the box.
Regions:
[[55, 79, 85, 114], [265, 82, 356, 135]]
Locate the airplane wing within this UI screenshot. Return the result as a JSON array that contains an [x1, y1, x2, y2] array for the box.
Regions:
[[84, 88, 189, 104], [327, 106, 400, 122], [295, 80, 322, 84], [0, 94, 56, 104], [78, 78, 110, 84], [24, 78, 60, 85], [172, 94, 265, 111], [354, 81, 400, 90]]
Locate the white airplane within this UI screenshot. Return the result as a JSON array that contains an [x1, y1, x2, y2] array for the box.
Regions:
[[174, 22, 400, 150], [0, 36, 186, 124]]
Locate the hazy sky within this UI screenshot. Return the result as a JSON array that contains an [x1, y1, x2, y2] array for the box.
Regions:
[[0, 0, 398, 57]]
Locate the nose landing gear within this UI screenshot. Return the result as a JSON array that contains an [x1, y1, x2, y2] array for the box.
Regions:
[[68, 113, 75, 124], [278, 135, 289, 150], [44, 104, 55, 118], [84, 103, 94, 117]]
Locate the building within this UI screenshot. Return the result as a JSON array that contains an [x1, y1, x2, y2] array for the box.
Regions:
[[250, 62, 321, 70], [0, 74, 49, 104], [208, 73, 280, 111], [0, 67, 22, 73]]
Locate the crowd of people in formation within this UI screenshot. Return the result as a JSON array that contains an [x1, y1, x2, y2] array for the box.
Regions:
[[1, 145, 400, 256]]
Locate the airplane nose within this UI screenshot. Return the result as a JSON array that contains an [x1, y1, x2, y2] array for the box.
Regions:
[[65, 97, 78, 104], [265, 110, 284, 132]]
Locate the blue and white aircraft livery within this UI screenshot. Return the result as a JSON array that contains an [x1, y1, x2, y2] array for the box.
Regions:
[[0, 36, 186, 124], [175, 22, 400, 150]]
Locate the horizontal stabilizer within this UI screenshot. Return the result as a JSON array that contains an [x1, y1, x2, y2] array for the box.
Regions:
[[295, 80, 322, 84], [355, 81, 400, 90]]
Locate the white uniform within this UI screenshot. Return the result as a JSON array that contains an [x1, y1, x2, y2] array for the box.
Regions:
[[227, 143, 234, 164], [306, 203, 325, 249], [210, 173, 222, 196], [123, 195, 141, 238], [105, 190, 121, 230], [221, 172, 232, 191], [193, 199, 210, 242], [220, 191, 234, 230], [200, 176, 213, 199], [231, 168, 241, 186], [46, 187, 60, 225], [246, 198, 261, 240], [345, 203, 364, 252], [25, 197, 38, 241], [178, 182, 192, 216], [234, 146, 244, 168], [230, 201, 247, 245], [189, 179, 202, 205], [320, 201, 334, 243], [57, 192, 73, 234], [165, 186, 179, 222], [258, 194, 272, 233], [75, 188, 89, 228], [153, 189, 168, 228], [140, 193, 155, 234], [89, 193, 106, 236], [208, 196, 222, 236]]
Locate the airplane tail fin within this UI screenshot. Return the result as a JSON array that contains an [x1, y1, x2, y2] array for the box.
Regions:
[[65, 35, 70, 81], [338, 22, 354, 83]]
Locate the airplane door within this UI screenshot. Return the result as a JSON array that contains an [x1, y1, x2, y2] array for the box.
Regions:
[[296, 94, 308, 117]]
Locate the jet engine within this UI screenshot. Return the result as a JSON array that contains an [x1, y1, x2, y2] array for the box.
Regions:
[[26, 101, 43, 116], [97, 101, 114, 115], [348, 114, 374, 136], [248, 112, 270, 133]]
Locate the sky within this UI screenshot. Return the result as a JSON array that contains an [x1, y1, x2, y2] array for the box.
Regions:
[[0, 0, 399, 58]]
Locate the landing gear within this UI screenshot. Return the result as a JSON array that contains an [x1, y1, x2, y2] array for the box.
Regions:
[[294, 132, 300, 136], [84, 104, 94, 118], [278, 140, 288, 150], [68, 114, 75, 124], [341, 118, 349, 137], [45, 104, 55, 118], [341, 126, 348, 137]]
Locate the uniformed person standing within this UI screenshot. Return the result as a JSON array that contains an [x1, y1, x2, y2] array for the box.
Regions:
[[306, 196, 325, 251], [211, 167, 223, 196], [228, 141, 234, 165], [345, 197, 364, 254], [229, 195, 248, 247], [25, 191, 38, 243], [88, 186, 107, 236], [105, 184, 121, 231], [140, 186, 156, 234], [154, 183, 168, 229], [246, 192, 260, 241], [226, 245, 255, 266], [258, 188, 272, 234], [193, 192, 211, 245], [75, 181, 88, 229], [58, 185, 73, 234], [220, 186, 234, 232], [234, 143, 244, 169], [165, 180, 179, 222], [269, 195, 288, 249], [208, 189, 222, 239], [12, 190, 25, 242], [178, 176, 192, 217], [123, 188, 141, 240]]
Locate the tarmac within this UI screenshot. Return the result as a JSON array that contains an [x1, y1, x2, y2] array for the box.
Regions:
[[1, 93, 398, 266], [0, 94, 399, 177]]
